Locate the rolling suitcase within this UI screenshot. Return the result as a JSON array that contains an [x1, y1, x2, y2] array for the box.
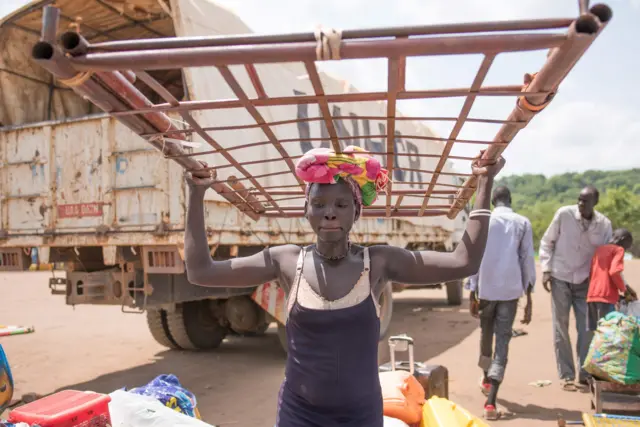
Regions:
[[379, 335, 449, 399], [379, 335, 425, 425]]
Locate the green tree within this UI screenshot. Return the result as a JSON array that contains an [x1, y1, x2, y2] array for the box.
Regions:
[[494, 169, 640, 254], [519, 200, 559, 249], [598, 187, 640, 256]]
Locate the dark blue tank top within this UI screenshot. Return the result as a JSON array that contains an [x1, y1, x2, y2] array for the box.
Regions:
[[276, 247, 383, 427]]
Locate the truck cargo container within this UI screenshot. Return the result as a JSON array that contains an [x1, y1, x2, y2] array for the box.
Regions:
[[0, 0, 468, 352]]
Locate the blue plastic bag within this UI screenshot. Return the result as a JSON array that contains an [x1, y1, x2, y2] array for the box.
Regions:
[[129, 374, 199, 418], [0, 344, 14, 412]]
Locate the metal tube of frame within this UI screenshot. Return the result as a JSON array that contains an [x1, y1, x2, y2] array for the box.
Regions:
[[227, 176, 266, 214], [447, 8, 611, 219], [131, 69, 287, 214], [107, 86, 551, 117], [32, 5, 612, 220], [262, 209, 449, 218], [87, 18, 574, 52], [41, 6, 59, 42], [65, 33, 567, 71], [60, 33, 272, 217], [32, 25, 258, 219]]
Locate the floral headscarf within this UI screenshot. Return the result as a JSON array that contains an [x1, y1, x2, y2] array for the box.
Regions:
[[295, 146, 389, 216]]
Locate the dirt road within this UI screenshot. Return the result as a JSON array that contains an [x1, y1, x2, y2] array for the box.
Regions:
[[3, 261, 640, 426]]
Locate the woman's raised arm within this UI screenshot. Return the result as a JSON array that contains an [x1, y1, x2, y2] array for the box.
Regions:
[[183, 168, 296, 288], [376, 153, 504, 286]]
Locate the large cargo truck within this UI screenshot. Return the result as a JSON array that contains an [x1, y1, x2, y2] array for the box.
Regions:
[[0, 0, 468, 352]]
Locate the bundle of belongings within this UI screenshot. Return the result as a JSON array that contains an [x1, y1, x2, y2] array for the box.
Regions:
[[379, 335, 488, 427], [2, 374, 217, 427], [126, 374, 202, 419], [0, 345, 14, 415], [584, 311, 640, 385]]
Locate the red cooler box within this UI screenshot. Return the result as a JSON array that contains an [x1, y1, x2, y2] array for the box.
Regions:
[[9, 390, 111, 427]]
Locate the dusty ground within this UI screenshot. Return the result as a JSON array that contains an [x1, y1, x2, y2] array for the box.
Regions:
[[2, 261, 640, 426]]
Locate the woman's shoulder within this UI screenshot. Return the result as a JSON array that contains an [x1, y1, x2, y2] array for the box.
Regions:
[[365, 244, 398, 259], [269, 244, 303, 261]]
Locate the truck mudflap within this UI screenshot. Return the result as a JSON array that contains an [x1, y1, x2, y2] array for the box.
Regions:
[[251, 282, 286, 325]]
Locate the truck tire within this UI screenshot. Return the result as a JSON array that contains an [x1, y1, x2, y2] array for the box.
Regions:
[[276, 283, 394, 354], [146, 309, 180, 349], [249, 321, 270, 336], [166, 301, 228, 351], [446, 280, 463, 306]]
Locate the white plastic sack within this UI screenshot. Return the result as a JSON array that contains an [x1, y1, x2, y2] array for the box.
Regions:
[[108, 390, 217, 427], [383, 416, 411, 427]]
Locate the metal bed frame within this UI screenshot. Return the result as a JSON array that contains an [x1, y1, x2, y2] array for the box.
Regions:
[[31, 1, 612, 220]]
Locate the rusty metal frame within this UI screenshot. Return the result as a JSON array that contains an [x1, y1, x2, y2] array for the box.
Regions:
[[31, 3, 612, 220]]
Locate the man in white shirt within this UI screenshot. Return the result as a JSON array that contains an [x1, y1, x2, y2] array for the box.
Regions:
[[468, 186, 536, 420], [539, 186, 612, 392]]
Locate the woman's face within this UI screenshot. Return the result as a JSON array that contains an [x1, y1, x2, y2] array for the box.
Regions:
[[305, 181, 357, 242]]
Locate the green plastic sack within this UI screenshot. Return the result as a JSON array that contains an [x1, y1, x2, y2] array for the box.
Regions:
[[583, 311, 640, 385]]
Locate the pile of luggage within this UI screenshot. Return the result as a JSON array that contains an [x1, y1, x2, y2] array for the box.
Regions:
[[2, 375, 216, 427], [380, 335, 488, 427], [1, 336, 485, 427]]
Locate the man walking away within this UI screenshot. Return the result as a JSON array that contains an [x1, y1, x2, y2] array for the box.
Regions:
[[469, 186, 536, 420], [539, 185, 612, 392]]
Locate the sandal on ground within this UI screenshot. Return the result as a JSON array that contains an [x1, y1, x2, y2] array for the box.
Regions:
[[512, 328, 528, 337], [483, 404, 503, 421], [578, 376, 591, 387], [562, 379, 578, 392]]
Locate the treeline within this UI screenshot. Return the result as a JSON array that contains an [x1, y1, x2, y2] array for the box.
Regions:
[[495, 169, 640, 256]]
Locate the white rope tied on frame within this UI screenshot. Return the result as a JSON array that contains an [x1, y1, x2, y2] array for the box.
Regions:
[[314, 26, 343, 61], [148, 135, 201, 149]]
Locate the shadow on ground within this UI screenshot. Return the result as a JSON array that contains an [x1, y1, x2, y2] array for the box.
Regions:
[[378, 292, 477, 364], [57, 334, 286, 425], [57, 291, 477, 426], [498, 398, 583, 423]]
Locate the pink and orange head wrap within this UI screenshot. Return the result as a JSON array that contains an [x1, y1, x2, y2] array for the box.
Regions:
[[295, 146, 389, 213]]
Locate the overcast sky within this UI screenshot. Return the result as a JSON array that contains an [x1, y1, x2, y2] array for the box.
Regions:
[[2, 0, 638, 176]]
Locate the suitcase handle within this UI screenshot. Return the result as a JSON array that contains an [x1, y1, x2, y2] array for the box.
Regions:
[[389, 335, 414, 345], [396, 361, 425, 369], [388, 334, 415, 374]]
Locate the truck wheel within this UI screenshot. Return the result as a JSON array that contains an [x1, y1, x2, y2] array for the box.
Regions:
[[146, 309, 180, 349], [231, 321, 270, 337], [379, 282, 394, 339], [225, 296, 269, 336], [277, 323, 288, 354], [249, 321, 271, 336], [446, 280, 463, 306], [166, 301, 228, 351]]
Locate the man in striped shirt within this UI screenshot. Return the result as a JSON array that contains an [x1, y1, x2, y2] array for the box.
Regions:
[[539, 185, 612, 392]]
